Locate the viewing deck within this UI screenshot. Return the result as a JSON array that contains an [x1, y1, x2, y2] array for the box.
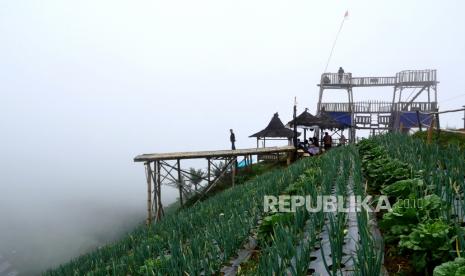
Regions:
[[319, 69, 437, 88], [320, 101, 438, 113]]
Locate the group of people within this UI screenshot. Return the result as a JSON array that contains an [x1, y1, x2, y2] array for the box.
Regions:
[[230, 128, 347, 154], [298, 132, 347, 156], [297, 137, 320, 156]]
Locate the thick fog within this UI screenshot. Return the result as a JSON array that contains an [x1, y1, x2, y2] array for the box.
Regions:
[[1, 0, 465, 274]]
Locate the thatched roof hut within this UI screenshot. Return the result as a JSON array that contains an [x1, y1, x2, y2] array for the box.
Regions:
[[250, 113, 297, 138], [288, 108, 319, 127]]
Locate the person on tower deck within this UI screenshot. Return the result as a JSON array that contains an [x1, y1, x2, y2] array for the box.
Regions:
[[323, 132, 332, 151], [338, 67, 345, 83], [230, 129, 236, 150], [323, 75, 331, 84]]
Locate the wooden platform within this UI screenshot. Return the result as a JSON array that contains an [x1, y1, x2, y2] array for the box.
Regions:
[[134, 146, 295, 162], [135, 145, 296, 224]]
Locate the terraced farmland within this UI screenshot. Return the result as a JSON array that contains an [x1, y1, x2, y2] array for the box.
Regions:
[[46, 133, 465, 275]]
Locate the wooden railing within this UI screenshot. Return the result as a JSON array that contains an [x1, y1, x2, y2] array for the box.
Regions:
[[355, 116, 371, 124], [351, 76, 396, 86], [320, 69, 437, 87], [320, 101, 437, 113], [378, 115, 391, 125], [396, 70, 437, 84], [321, 73, 352, 85]]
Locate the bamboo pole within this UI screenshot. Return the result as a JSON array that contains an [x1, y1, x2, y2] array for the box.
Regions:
[[231, 158, 236, 187], [152, 163, 158, 221], [156, 161, 163, 220], [145, 162, 152, 225], [207, 158, 211, 187], [177, 159, 183, 206], [416, 110, 422, 131], [427, 117, 435, 144]]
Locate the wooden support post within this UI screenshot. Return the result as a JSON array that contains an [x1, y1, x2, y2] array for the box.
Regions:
[[145, 162, 152, 225], [177, 159, 183, 206], [156, 161, 163, 220], [427, 117, 435, 144], [207, 158, 211, 187], [152, 163, 158, 221], [231, 158, 236, 187], [435, 111, 441, 140], [463, 105, 465, 129], [416, 110, 422, 131]]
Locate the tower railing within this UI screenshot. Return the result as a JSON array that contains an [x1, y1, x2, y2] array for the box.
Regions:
[[396, 69, 437, 84], [320, 69, 437, 87], [320, 101, 437, 113]]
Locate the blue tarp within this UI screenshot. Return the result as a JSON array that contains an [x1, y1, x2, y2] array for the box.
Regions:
[[327, 112, 352, 127], [399, 112, 433, 128], [237, 158, 253, 168]]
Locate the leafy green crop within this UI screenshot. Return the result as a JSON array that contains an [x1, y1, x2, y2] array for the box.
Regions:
[[382, 178, 423, 199], [399, 220, 454, 273], [358, 133, 465, 274], [433, 257, 465, 276], [257, 212, 294, 245]]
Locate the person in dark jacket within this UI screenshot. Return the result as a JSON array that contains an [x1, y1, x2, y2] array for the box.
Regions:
[[338, 67, 344, 83], [230, 129, 236, 150], [312, 137, 319, 147], [323, 132, 332, 151]]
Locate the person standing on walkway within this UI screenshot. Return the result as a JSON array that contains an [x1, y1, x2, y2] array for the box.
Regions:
[[230, 129, 236, 150], [338, 67, 344, 83]]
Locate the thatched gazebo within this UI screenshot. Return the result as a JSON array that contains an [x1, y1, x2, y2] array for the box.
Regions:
[[250, 113, 298, 148], [313, 110, 350, 146], [288, 108, 320, 141]]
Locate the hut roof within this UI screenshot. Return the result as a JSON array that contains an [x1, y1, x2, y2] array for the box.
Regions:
[[288, 109, 319, 127], [250, 113, 298, 138]]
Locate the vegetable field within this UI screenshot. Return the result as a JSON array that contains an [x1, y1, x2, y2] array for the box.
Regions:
[[358, 133, 465, 275], [46, 133, 465, 275]]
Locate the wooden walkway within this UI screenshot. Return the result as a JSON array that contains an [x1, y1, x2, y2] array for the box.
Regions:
[[134, 146, 295, 162], [134, 146, 295, 224]]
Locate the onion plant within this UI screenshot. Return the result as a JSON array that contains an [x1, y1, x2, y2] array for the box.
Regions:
[[45, 158, 313, 275]]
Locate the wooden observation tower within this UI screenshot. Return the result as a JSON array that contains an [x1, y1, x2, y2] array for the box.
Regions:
[[317, 69, 438, 141]]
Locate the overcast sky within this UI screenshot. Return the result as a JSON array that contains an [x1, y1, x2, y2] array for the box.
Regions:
[[1, 0, 465, 273]]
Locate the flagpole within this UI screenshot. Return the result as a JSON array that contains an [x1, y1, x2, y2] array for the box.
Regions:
[[323, 11, 348, 73], [293, 97, 298, 148]]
